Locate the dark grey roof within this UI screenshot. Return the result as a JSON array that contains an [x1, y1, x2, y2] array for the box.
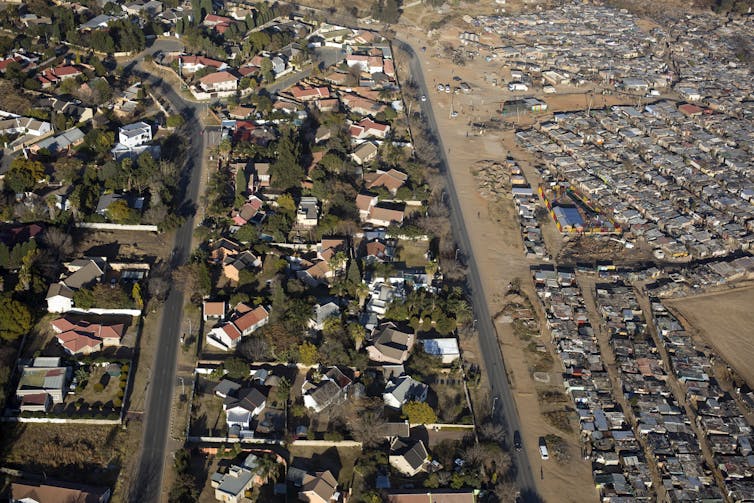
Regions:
[[390, 437, 428, 471]]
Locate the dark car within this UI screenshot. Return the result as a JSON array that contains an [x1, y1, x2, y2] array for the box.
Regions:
[[513, 430, 522, 451]]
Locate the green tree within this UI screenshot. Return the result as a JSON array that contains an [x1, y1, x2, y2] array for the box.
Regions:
[[0, 295, 32, 341], [224, 357, 249, 379], [107, 200, 140, 224], [402, 400, 436, 425], [298, 341, 319, 366], [132, 282, 144, 309], [4, 158, 46, 193], [234, 224, 258, 243], [270, 128, 303, 191]]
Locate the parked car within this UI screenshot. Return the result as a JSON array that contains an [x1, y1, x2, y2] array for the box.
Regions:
[[513, 431, 522, 451], [437, 84, 444, 92], [444, 84, 451, 93], [538, 437, 549, 460]]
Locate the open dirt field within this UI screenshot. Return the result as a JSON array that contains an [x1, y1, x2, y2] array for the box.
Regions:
[[666, 286, 754, 388]]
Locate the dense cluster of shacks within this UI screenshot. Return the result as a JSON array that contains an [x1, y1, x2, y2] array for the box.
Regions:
[[593, 282, 725, 501], [516, 101, 753, 260], [533, 267, 656, 500], [649, 298, 754, 501], [471, 5, 673, 90], [464, 4, 753, 261], [530, 257, 754, 501]]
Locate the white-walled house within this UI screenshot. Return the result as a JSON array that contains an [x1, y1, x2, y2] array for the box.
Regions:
[[118, 121, 152, 147]]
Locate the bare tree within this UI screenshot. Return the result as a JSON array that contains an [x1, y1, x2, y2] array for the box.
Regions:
[[237, 336, 270, 362], [42, 227, 74, 260], [493, 478, 519, 503]]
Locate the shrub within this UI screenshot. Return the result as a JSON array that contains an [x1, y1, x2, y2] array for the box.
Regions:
[[117, 390, 124, 399], [113, 398, 122, 407], [324, 431, 344, 441], [93, 383, 104, 392]]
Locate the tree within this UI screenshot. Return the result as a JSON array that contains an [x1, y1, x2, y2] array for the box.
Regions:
[[0, 295, 32, 341], [402, 400, 436, 424], [298, 341, 319, 366], [132, 282, 144, 310], [271, 128, 303, 191], [347, 323, 365, 351], [224, 357, 249, 379], [106, 200, 140, 224], [166, 115, 185, 128], [4, 158, 45, 193]]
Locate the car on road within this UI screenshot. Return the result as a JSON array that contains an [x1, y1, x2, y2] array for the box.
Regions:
[[421, 95, 427, 102], [513, 430, 522, 451], [538, 437, 549, 460]]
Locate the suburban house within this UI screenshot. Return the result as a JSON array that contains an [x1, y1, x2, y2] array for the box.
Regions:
[[422, 338, 461, 364], [365, 202, 405, 227], [37, 65, 82, 88], [206, 304, 270, 351], [179, 55, 227, 74], [298, 470, 339, 503], [16, 357, 70, 405], [202, 13, 234, 33], [302, 367, 351, 413], [203, 300, 227, 321], [366, 323, 415, 364], [46, 258, 106, 313], [0, 116, 52, 137], [199, 71, 239, 93], [351, 141, 378, 165], [349, 117, 390, 140], [297, 196, 319, 228], [50, 317, 125, 355], [210, 238, 242, 263], [223, 250, 262, 283], [296, 260, 333, 288], [317, 238, 347, 263], [365, 168, 408, 195], [389, 437, 429, 476], [111, 122, 158, 161], [211, 453, 265, 503], [254, 162, 271, 189], [223, 386, 267, 432], [11, 480, 111, 503], [28, 127, 84, 155], [356, 193, 378, 221], [309, 302, 341, 331], [289, 85, 330, 102], [383, 374, 429, 409], [214, 378, 242, 399]]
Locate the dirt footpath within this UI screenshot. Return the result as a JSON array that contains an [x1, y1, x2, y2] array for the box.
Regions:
[[397, 26, 599, 503]]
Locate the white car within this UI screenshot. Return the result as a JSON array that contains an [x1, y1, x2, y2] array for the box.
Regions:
[[437, 84, 444, 92], [444, 84, 451, 93], [421, 95, 427, 102], [539, 437, 549, 460], [450, 111, 458, 118]]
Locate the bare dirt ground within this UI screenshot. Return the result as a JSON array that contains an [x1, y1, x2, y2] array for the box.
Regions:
[[73, 228, 174, 262], [394, 23, 602, 502], [665, 286, 754, 389]]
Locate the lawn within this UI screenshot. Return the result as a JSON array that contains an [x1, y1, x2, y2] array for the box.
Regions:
[[189, 377, 226, 436], [74, 364, 125, 408], [396, 239, 430, 267]]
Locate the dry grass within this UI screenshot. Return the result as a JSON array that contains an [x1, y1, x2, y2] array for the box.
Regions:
[[0, 423, 136, 487], [666, 286, 754, 389], [396, 239, 430, 267], [288, 445, 361, 486]]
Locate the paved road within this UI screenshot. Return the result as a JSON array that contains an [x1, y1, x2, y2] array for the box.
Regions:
[[394, 37, 540, 501], [124, 53, 207, 503]]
